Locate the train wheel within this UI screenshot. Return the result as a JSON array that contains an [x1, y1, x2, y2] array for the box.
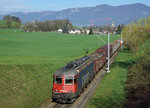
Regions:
[[70, 98, 76, 104], [81, 89, 84, 93], [89, 80, 91, 84], [52, 98, 56, 102]]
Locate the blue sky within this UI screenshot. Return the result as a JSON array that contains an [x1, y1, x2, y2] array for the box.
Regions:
[[0, 0, 150, 14]]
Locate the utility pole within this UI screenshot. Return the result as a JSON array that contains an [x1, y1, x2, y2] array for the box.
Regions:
[[89, 18, 111, 73], [96, 34, 110, 72], [121, 33, 123, 51], [107, 33, 110, 73]]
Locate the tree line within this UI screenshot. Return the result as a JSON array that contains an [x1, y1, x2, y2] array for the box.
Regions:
[[0, 15, 73, 32], [122, 16, 150, 107], [83, 24, 125, 35], [23, 19, 73, 32]]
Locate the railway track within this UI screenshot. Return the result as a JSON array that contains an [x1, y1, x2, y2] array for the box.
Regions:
[[39, 48, 121, 108], [53, 103, 69, 108], [44, 102, 69, 108]]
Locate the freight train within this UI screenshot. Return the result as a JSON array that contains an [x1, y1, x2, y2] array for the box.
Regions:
[[52, 39, 123, 103]]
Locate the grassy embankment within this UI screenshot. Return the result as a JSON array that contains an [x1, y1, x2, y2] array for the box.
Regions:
[[85, 39, 150, 108], [85, 47, 135, 108], [0, 31, 119, 108]]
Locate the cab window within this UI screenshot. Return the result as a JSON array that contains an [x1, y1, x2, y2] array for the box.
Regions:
[[65, 76, 73, 84], [74, 76, 77, 84], [55, 76, 62, 84]]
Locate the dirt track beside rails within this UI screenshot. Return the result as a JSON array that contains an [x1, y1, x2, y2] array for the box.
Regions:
[[39, 48, 120, 108]]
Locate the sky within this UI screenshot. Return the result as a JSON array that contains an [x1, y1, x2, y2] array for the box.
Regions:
[[0, 0, 150, 15]]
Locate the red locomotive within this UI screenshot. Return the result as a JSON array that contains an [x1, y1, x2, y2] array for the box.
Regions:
[[52, 39, 123, 103]]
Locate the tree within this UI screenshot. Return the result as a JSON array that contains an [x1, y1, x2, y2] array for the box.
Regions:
[[89, 27, 93, 35], [13, 22, 20, 28], [99, 28, 103, 32], [12, 16, 21, 25], [3, 15, 21, 28], [116, 25, 121, 34], [62, 24, 68, 33], [116, 24, 125, 34], [3, 15, 12, 20], [122, 16, 150, 52], [23, 22, 34, 32], [6, 19, 12, 28]]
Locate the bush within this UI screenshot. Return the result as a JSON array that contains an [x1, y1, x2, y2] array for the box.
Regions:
[[122, 16, 150, 52], [124, 47, 150, 108]]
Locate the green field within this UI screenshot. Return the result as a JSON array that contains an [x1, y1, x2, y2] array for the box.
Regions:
[[0, 31, 120, 108], [0, 29, 22, 34], [0, 32, 119, 64]]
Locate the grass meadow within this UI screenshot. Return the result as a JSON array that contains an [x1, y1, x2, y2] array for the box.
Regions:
[[0, 31, 120, 108], [84, 47, 133, 108]]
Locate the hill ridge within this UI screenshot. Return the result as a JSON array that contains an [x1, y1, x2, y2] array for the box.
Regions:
[[0, 3, 150, 26]]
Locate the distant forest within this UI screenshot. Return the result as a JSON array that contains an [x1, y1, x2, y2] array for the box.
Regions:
[[0, 15, 73, 32]]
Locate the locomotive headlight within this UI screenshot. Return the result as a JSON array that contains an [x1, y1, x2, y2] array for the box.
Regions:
[[69, 90, 73, 93], [55, 89, 58, 92]]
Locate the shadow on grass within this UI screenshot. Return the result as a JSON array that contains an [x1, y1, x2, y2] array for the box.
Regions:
[[89, 90, 124, 108], [121, 47, 131, 53], [111, 47, 138, 69], [115, 60, 136, 69]]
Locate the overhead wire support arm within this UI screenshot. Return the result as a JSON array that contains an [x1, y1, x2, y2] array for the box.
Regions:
[[96, 35, 107, 44]]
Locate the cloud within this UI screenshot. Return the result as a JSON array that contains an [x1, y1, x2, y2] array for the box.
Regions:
[[0, 0, 32, 14]]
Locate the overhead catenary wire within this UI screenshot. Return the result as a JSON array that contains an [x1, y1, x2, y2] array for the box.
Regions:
[[96, 35, 107, 44]]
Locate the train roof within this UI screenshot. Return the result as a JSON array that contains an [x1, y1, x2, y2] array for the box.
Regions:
[[91, 52, 104, 60], [54, 56, 93, 76]]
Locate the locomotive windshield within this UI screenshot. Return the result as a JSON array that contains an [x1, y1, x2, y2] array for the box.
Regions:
[[55, 76, 62, 84], [65, 76, 73, 84]]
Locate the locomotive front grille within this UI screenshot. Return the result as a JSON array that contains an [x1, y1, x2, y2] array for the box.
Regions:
[[52, 92, 77, 100]]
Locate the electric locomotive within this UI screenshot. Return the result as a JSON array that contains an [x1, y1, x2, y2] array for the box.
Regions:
[[52, 56, 96, 103]]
